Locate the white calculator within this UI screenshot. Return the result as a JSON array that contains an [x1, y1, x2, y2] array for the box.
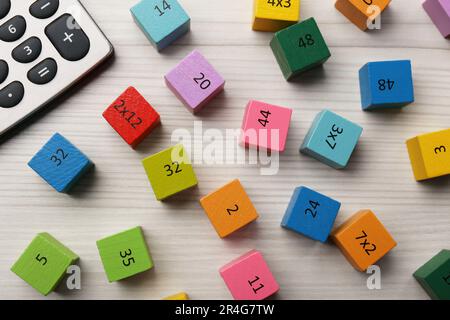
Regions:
[[0, 0, 113, 135]]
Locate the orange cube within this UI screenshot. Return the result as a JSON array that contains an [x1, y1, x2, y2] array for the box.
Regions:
[[335, 0, 391, 31], [331, 210, 396, 271], [200, 179, 259, 238]]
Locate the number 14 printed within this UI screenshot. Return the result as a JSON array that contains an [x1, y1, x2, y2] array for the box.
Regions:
[[155, 0, 171, 16]]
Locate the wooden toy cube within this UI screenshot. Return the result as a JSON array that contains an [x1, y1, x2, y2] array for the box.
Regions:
[[28, 133, 93, 193], [252, 0, 300, 32], [331, 210, 397, 272], [142, 144, 197, 200], [300, 110, 363, 169], [423, 0, 450, 38], [220, 250, 279, 300], [130, 0, 190, 51], [241, 100, 292, 152], [414, 249, 450, 300], [164, 292, 189, 300], [11, 233, 78, 295], [96, 226, 154, 282], [406, 128, 450, 181], [359, 60, 414, 110], [103, 87, 161, 148], [335, 0, 391, 31], [281, 186, 341, 242], [165, 50, 225, 114], [270, 18, 331, 81], [200, 179, 259, 238]]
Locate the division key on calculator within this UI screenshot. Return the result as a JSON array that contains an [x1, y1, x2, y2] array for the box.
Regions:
[[0, 0, 114, 136]]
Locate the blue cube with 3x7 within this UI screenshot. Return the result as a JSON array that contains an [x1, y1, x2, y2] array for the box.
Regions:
[[281, 186, 341, 242], [131, 0, 190, 51], [359, 60, 414, 110], [28, 133, 93, 193], [300, 109, 363, 169]]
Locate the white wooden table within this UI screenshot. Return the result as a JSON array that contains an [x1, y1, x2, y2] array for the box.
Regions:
[[1, 0, 449, 300]]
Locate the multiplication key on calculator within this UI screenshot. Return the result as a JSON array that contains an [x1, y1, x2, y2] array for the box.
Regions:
[[0, 0, 113, 135]]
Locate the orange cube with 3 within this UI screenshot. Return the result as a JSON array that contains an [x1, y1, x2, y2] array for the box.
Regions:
[[331, 210, 396, 271]]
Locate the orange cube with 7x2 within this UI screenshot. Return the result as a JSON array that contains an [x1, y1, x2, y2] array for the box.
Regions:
[[200, 179, 259, 238], [335, 0, 391, 31], [331, 210, 396, 271]]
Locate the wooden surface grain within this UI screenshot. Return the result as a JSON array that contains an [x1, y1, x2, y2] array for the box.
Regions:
[[0, 0, 449, 300]]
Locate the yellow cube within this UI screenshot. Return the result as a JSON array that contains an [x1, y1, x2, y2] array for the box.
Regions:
[[252, 0, 300, 32], [406, 128, 450, 181], [163, 292, 189, 300]]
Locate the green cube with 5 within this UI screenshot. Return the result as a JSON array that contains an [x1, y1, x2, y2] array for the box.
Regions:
[[270, 17, 331, 81], [11, 233, 79, 295], [96, 226, 154, 282]]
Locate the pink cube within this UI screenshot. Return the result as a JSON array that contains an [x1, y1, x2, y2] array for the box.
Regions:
[[219, 250, 279, 300], [423, 0, 450, 38], [164, 50, 225, 114], [241, 100, 292, 152]]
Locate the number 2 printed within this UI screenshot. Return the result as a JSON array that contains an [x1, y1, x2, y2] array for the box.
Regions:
[[226, 204, 239, 215]]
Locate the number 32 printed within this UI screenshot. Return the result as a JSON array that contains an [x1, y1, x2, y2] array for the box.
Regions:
[[50, 148, 69, 167]]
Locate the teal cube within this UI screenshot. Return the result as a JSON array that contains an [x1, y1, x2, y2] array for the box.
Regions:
[[270, 18, 331, 81], [300, 110, 363, 169], [131, 0, 190, 51]]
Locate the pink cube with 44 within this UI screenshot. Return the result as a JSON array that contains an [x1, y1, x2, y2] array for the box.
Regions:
[[241, 100, 292, 152]]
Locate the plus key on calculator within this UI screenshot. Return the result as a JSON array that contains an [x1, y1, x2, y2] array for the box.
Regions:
[[0, 0, 113, 135]]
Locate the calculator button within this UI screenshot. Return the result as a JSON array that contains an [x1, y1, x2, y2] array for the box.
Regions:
[[27, 58, 57, 85], [0, 16, 26, 42], [30, 0, 59, 20], [0, 0, 11, 20], [12, 37, 42, 63], [0, 81, 24, 108], [0, 60, 8, 84], [45, 14, 90, 61]]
